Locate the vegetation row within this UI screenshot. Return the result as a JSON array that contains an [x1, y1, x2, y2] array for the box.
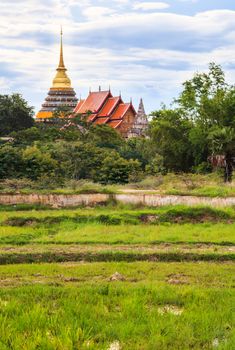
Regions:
[[1, 63, 235, 187]]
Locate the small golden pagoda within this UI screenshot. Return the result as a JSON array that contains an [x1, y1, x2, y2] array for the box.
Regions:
[[36, 28, 78, 120]]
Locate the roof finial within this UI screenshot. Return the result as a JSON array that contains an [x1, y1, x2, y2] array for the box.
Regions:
[[58, 25, 65, 69], [99, 85, 101, 92]]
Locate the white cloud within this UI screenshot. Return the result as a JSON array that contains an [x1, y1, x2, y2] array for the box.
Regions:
[[82, 6, 116, 20], [1, 1, 235, 112], [133, 2, 170, 11]]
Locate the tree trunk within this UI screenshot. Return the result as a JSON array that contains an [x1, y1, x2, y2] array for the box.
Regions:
[[224, 152, 233, 183]]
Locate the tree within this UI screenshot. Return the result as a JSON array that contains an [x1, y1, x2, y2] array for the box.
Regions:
[[0, 94, 34, 136], [11, 127, 41, 146], [149, 63, 235, 179], [119, 137, 156, 169], [150, 109, 194, 172], [177, 63, 235, 180], [208, 127, 235, 182], [89, 125, 123, 150], [0, 145, 23, 179], [22, 145, 58, 180], [96, 152, 141, 184]]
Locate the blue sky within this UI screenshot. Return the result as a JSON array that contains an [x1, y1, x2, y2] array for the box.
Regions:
[[1, 0, 235, 113]]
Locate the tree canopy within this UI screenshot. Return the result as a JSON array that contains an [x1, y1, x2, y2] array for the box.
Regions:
[[0, 94, 34, 136], [150, 63, 235, 179]]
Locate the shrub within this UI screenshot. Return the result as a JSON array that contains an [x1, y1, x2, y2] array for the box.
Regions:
[[96, 154, 142, 185], [22, 146, 58, 180]]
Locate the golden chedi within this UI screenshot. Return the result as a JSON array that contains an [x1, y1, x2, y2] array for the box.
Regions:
[[36, 28, 77, 120]]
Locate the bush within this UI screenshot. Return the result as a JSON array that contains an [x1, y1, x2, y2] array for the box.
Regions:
[[0, 145, 23, 179], [127, 176, 164, 189], [95, 154, 141, 185], [22, 146, 58, 180], [0, 178, 35, 192]]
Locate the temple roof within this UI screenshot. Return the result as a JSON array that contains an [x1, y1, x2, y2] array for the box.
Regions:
[[108, 120, 123, 129], [36, 111, 53, 119], [94, 117, 110, 125], [109, 103, 135, 120], [87, 114, 97, 122], [73, 99, 85, 113], [72, 89, 137, 133], [97, 97, 121, 117], [76, 91, 112, 114]]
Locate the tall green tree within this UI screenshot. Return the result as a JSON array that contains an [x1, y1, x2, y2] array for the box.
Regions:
[[150, 109, 194, 172], [150, 63, 235, 179], [0, 94, 34, 136], [178, 63, 235, 179]]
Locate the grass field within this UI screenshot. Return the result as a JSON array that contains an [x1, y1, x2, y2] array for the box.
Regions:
[[0, 204, 234, 349]]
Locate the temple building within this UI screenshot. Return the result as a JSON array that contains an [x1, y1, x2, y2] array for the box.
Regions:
[[36, 30, 148, 138], [36, 29, 78, 120], [73, 90, 138, 138], [127, 98, 149, 137]]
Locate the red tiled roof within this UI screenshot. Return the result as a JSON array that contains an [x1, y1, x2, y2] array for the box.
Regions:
[[94, 117, 110, 125], [108, 120, 123, 129], [75, 91, 112, 114], [71, 90, 137, 133], [73, 99, 85, 113], [87, 114, 97, 122], [97, 97, 121, 117], [109, 103, 134, 120]]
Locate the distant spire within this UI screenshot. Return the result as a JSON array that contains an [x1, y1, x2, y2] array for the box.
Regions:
[[99, 85, 101, 92], [138, 98, 146, 115]]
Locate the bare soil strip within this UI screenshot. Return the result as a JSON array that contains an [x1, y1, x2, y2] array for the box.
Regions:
[[0, 243, 234, 264]]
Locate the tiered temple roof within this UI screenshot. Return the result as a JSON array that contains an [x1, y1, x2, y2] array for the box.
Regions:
[[73, 90, 136, 131], [36, 29, 77, 120]]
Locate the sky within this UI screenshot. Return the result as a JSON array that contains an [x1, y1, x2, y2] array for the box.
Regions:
[[1, 0, 235, 113]]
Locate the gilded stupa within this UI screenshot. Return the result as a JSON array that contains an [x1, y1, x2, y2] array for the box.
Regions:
[[36, 28, 78, 120]]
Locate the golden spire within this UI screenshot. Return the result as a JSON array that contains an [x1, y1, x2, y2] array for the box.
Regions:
[[58, 26, 65, 69], [52, 27, 71, 89]]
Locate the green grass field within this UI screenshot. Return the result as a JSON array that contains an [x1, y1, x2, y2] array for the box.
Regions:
[[0, 204, 234, 349]]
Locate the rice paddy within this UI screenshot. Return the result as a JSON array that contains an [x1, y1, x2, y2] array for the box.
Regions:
[[0, 204, 234, 349]]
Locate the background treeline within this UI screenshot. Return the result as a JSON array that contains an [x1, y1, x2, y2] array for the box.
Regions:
[[0, 63, 235, 186]]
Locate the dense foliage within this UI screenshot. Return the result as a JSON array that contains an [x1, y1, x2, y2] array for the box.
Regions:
[[150, 63, 235, 180], [0, 94, 34, 136], [0, 64, 234, 185]]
